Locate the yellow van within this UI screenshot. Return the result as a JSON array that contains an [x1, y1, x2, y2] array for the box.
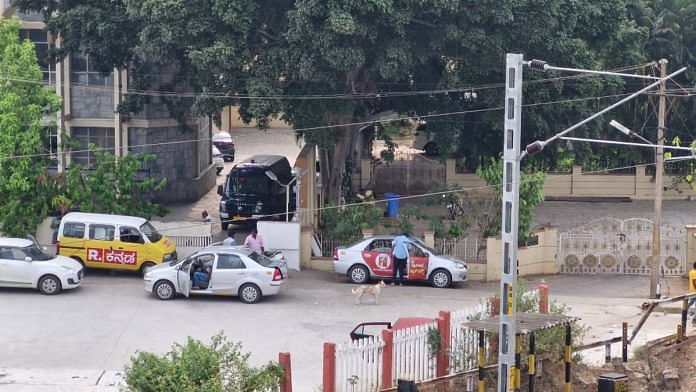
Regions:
[[57, 212, 177, 275]]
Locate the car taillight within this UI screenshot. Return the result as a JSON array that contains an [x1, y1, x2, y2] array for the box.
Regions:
[[273, 267, 282, 281], [333, 248, 339, 261]]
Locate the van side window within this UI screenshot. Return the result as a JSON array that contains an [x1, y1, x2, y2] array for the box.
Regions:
[[63, 222, 85, 239], [216, 254, 246, 269], [119, 227, 143, 244], [89, 224, 115, 241]]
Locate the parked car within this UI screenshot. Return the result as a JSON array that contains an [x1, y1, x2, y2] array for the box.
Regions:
[[57, 212, 177, 276], [333, 236, 468, 288], [213, 145, 225, 175], [212, 131, 236, 162], [217, 155, 295, 230], [143, 246, 288, 304], [350, 317, 436, 341], [0, 237, 84, 295]]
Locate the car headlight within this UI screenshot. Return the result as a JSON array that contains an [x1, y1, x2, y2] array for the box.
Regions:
[[254, 201, 263, 213], [163, 253, 173, 260], [454, 262, 467, 270], [60, 266, 75, 274], [144, 271, 153, 279]]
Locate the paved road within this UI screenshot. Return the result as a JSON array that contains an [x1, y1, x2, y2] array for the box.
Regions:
[[0, 270, 690, 390]]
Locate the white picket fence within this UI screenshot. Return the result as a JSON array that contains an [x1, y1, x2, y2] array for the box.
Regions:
[[335, 336, 384, 392], [434, 237, 485, 261], [450, 302, 492, 372], [392, 321, 438, 384]]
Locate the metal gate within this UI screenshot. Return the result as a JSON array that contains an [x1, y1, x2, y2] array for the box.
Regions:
[[373, 153, 445, 195], [558, 218, 686, 276]]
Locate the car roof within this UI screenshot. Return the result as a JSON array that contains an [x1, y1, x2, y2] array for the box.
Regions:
[[200, 245, 254, 256], [62, 212, 147, 227], [0, 238, 33, 248], [236, 155, 287, 168], [212, 131, 232, 140]]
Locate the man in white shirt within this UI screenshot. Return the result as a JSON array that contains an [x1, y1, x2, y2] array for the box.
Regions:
[[244, 229, 265, 253], [222, 228, 236, 246]]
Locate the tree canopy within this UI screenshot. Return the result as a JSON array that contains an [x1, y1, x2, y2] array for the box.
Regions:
[[12, 0, 695, 203]]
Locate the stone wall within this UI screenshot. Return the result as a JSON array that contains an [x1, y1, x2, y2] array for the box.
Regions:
[[70, 85, 114, 119], [128, 126, 215, 202]]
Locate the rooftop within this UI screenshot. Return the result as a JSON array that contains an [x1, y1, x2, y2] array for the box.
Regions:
[[461, 313, 579, 334]]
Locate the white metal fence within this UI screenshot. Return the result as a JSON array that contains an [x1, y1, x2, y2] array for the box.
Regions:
[[435, 237, 486, 261], [335, 336, 384, 392], [392, 321, 438, 383], [449, 302, 492, 372]]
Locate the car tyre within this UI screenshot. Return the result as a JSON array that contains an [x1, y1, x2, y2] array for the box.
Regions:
[[38, 275, 62, 295], [154, 280, 176, 300], [348, 265, 370, 284], [140, 262, 156, 277], [221, 221, 230, 231], [239, 283, 261, 304], [430, 269, 452, 288]]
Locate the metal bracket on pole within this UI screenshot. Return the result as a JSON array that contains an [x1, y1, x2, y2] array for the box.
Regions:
[[498, 53, 523, 392]]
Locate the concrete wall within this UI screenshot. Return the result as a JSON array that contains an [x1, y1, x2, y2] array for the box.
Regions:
[[446, 160, 696, 200], [482, 227, 558, 282], [216, 105, 290, 130], [70, 84, 114, 119]]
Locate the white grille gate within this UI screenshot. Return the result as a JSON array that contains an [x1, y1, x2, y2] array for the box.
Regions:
[[558, 218, 686, 276]]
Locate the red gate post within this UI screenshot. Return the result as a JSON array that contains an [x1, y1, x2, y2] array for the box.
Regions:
[[323, 343, 336, 392], [437, 311, 451, 377], [538, 280, 549, 314], [279, 352, 292, 392], [382, 328, 394, 389]]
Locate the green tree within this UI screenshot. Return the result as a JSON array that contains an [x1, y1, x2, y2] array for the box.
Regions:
[[0, 17, 60, 236], [56, 145, 167, 218], [123, 333, 284, 392]]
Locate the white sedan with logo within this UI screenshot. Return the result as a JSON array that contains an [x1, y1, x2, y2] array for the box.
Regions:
[[0, 238, 84, 295], [333, 236, 468, 288], [144, 246, 288, 304]]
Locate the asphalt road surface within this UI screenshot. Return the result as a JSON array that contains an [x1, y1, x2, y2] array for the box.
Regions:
[[0, 269, 689, 390]]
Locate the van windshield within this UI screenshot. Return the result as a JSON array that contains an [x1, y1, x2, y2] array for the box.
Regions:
[[140, 222, 162, 243], [227, 171, 269, 197]]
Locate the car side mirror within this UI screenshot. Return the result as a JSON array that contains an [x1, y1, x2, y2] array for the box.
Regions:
[[217, 185, 223, 196], [24, 257, 32, 262]]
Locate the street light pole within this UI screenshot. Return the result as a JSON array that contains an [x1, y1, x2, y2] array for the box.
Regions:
[[652, 59, 667, 298]]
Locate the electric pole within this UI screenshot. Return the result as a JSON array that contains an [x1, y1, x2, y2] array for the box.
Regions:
[[651, 59, 667, 298]]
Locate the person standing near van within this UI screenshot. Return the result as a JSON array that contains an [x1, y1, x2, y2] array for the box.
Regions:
[[244, 229, 264, 253], [222, 228, 237, 246], [391, 232, 410, 286]]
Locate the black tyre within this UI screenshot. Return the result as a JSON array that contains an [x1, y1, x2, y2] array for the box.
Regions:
[[430, 269, 452, 288], [154, 280, 176, 300], [348, 265, 370, 284], [424, 142, 439, 156], [221, 221, 230, 231], [38, 275, 62, 295], [239, 283, 262, 304], [140, 262, 156, 277]]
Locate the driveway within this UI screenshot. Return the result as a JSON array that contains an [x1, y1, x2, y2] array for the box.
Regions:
[[0, 269, 690, 390]]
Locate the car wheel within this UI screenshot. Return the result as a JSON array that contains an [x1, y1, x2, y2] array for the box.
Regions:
[[154, 280, 176, 300], [430, 269, 452, 288], [348, 265, 370, 284], [140, 262, 156, 277], [38, 275, 62, 295], [216, 168, 222, 175], [239, 283, 261, 304], [424, 142, 439, 156], [221, 221, 230, 231]]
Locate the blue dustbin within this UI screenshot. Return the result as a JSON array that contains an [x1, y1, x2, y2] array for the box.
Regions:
[[385, 192, 400, 218]]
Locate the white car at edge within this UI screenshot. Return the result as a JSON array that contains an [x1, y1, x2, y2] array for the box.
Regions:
[[0, 238, 84, 295], [144, 246, 288, 304], [333, 236, 468, 288]]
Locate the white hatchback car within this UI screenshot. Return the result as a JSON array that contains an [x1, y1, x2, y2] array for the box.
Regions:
[[333, 236, 468, 288], [212, 145, 225, 174], [0, 238, 84, 295], [144, 246, 288, 303]]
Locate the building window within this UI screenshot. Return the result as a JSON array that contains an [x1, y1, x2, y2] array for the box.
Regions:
[[19, 28, 56, 84], [71, 127, 115, 167], [70, 50, 113, 87]]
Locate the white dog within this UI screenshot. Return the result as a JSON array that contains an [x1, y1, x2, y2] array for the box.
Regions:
[[352, 280, 386, 305]]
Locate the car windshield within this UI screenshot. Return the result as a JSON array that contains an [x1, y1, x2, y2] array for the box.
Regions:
[[226, 171, 269, 197], [23, 244, 53, 261], [411, 238, 442, 256], [247, 251, 273, 267], [140, 222, 162, 243], [172, 255, 193, 267]]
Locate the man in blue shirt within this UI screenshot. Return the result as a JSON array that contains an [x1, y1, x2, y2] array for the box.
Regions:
[[391, 232, 410, 286]]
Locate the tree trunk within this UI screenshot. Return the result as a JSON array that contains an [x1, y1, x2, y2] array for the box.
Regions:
[[318, 114, 359, 206]]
